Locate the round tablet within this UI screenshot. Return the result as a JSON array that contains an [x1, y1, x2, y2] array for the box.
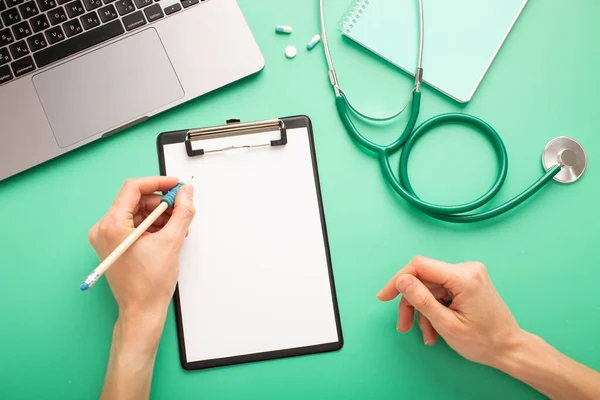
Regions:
[[285, 46, 297, 59]]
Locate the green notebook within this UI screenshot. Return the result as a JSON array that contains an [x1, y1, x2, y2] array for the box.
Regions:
[[341, 0, 528, 103]]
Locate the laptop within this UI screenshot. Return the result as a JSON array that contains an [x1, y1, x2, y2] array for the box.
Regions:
[[0, 0, 264, 181]]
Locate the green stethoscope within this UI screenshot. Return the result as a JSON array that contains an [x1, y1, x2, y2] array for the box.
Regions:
[[319, 0, 587, 223]]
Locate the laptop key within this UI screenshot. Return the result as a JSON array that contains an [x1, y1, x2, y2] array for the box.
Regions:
[[132, 0, 150, 8], [6, 0, 23, 7], [97, 3, 115, 22], [10, 53, 34, 76], [114, 0, 133, 15], [26, 31, 45, 50], [34, 19, 124, 68], [8, 39, 28, 58], [122, 9, 144, 31], [163, 3, 179, 15], [102, 0, 115, 4], [180, 0, 197, 8], [47, 6, 67, 24], [62, 18, 82, 37], [44, 25, 64, 44], [12, 20, 32, 40], [82, 0, 101, 11], [0, 64, 12, 83], [64, 0, 84, 18], [0, 46, 10, 64], [79, 10, 98, 29], [30, 13, 49, 32], [1, 8, 21, 26], [36, 0, 55, 11], [0, 0, 6, 12], [142, 3, 161, 22], [0, 27, 13, 45], [19, 1, 39, 18]]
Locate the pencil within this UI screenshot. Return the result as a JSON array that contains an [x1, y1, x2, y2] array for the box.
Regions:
[[80, 178, 193, 291]]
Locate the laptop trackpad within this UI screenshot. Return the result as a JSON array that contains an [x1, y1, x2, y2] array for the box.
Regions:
[[33, 28, 184, 148]]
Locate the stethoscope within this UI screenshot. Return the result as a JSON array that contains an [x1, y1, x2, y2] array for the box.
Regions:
[[319, 0, 587, 223]]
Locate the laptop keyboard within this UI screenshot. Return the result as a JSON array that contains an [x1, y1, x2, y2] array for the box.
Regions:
[[0, 0, 199, 85]]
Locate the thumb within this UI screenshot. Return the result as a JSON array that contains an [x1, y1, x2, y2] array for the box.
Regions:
[[396, 275, 452, 327], [161, 184, 195, 242]]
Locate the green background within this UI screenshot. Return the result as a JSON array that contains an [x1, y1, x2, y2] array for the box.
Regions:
[[1, 0, 599, 399]]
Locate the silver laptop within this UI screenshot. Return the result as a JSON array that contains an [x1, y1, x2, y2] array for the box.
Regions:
[[0, 0, 263, 181]]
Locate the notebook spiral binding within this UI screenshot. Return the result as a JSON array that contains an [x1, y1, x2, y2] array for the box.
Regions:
[[339, 0, 371, 34]]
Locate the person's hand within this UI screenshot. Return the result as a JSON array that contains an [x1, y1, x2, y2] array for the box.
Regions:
[[377, 256, 523, 368], [88, 176, 195, 323]]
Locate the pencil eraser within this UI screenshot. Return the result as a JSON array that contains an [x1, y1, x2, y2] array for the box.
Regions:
[[80, 282, 89, 291]]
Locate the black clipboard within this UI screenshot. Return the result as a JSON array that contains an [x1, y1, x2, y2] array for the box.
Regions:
[[156, 116, 343, 370]]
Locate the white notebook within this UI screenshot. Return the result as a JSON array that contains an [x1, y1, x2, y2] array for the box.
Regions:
[[158, 116, 343, 370], [341, 0, 528, 102]]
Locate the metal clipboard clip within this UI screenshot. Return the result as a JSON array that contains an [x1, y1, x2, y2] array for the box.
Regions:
[[184, 118, 288, 157]]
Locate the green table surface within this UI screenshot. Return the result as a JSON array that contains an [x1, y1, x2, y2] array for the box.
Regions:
[[1, 1, 599, 399]]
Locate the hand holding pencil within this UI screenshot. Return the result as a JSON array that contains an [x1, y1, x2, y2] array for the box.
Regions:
[[84, 176, 195, 314]]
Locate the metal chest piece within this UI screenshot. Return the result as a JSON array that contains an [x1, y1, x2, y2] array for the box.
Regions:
[[542, 136, 587, 183]]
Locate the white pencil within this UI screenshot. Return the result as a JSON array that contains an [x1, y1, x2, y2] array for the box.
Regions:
[[80, 178, 192, 291]]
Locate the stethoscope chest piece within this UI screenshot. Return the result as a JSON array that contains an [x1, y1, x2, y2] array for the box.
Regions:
[[542, 136, 587, 183]]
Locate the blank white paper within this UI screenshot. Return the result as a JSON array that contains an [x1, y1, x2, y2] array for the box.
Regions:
[[162, 127, 340, 362]]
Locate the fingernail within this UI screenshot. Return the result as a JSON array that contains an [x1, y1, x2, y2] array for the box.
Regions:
[[395, 275, 413, 294], [376, 291, 383, 300], [185, 184, 194, 198], [424, 339, 430, 346]]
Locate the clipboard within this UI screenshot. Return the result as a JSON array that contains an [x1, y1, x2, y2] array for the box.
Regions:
[[157, 116, 343, 370]]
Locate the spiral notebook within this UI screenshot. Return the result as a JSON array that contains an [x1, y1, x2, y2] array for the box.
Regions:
[[340, 0, 528, 102]]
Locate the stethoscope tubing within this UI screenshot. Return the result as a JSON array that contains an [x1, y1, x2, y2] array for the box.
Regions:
[[335, 90, 561, 223]]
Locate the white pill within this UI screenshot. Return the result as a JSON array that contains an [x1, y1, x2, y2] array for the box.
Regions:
[[285, 46, 297, 58]]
